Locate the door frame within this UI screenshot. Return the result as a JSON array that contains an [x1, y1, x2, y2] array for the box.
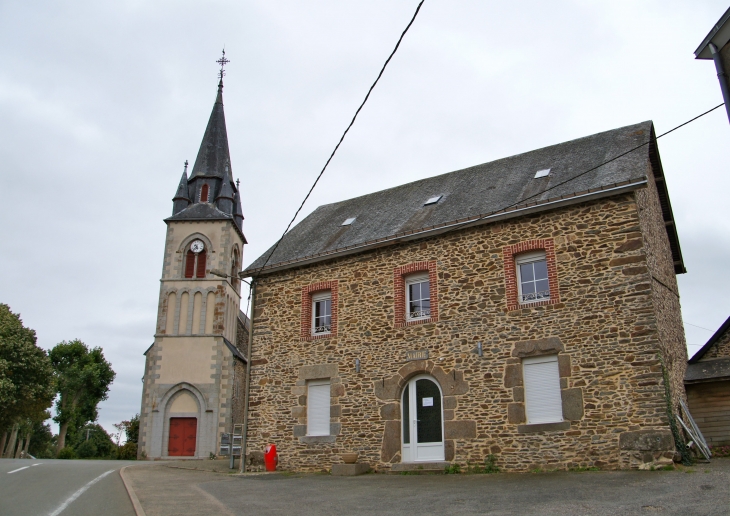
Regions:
[[400, 374, 445, 462]]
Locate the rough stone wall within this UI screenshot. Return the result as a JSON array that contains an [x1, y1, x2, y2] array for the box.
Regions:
[[246, 192, 679, 472], [634, 167, 688, 415], [699, 327, 730, 361]]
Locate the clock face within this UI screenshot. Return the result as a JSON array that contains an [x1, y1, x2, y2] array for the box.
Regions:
[[190, 240, 205, 254]]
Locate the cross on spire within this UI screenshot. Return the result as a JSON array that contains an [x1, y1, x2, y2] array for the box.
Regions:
[[216, 49, 230, 82]]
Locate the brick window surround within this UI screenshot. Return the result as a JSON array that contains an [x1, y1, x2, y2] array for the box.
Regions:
[[503, 239, 560, 311], [394, 261, 439, 327], [301, 281, 338, 341]]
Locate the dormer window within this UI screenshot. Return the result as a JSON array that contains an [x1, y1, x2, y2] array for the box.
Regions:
[[200, 184, 209, 203], [312, 292, 332, 335]]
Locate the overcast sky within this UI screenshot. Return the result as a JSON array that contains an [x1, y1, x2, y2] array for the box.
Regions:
[[1, 0, 729, 437]]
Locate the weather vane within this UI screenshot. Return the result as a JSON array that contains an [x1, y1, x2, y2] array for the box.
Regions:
[[216, 49, 230, 81]]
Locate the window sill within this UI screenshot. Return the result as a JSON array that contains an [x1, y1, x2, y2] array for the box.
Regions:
[[301, 332, 336, 341], [507, 298, 561, 312], [299, 435, 336, 444], [517, 421, 570, 434], [396, 316, 437, 328]]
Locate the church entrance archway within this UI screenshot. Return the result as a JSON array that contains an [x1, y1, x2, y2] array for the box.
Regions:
[[168, 417, 197, 456], [401, 375, 444, 462]]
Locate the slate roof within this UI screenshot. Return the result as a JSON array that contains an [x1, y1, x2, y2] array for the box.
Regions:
[[166, 202, 234, 222], [244, 121, 683, 276], [685, 358, 730, 384]]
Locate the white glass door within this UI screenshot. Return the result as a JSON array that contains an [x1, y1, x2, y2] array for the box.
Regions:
[[401, 375, 444, 462]]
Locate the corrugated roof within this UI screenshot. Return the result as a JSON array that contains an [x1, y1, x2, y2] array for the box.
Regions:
[[244, 121, 682, 276]]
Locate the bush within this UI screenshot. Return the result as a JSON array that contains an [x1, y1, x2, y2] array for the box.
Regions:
[[76, 440, 98, 458], [118, 442, 137, 460], [710, 445, 730, 458], [57, 447, 76, 460]]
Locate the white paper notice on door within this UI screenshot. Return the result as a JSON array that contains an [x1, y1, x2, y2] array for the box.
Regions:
[[422, 397, 433, 407]]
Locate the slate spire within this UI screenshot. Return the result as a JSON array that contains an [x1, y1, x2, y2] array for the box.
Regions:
[[172, 161, 191, 215], [233, 179, 244, 230], [216, 163, 235, 214], [189, 80, 232, 182]]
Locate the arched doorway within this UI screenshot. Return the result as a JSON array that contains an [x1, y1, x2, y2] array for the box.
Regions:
[[401, 375, 444, 462]]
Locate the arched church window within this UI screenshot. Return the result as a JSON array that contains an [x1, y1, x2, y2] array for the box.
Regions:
[[185, 249, 207, 279], [200, 184, 209, 203]]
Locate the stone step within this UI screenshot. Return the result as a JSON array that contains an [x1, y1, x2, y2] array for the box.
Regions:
[[390, 462, 450, 474]]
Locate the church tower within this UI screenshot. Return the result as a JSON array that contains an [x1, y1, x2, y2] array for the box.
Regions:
[[138, 61, 248, 460]]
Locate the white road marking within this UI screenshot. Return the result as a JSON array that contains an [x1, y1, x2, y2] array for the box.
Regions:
[[32, 463, 41, 466], [47, 469, 115, 516], [8, 466, 30, 474]]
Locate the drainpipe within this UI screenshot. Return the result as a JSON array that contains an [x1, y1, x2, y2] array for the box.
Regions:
[[238, 279, 255, 473], [709, 42, 730, 123]]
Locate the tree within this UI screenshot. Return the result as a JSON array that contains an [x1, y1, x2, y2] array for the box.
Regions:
[[49, 340, 115, 451], [0, 304, 55, 447]]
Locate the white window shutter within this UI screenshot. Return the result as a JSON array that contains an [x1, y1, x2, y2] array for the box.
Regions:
[[307, 381, 330, 436], [523, 356, 563, 424]]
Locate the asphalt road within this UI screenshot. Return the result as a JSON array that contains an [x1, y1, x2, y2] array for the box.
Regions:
[[0, 458, 137, 516]]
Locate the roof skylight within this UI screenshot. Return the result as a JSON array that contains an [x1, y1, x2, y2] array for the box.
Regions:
[[341, 217, 356, 226], [424, 195, 443, 205], [534, 169, 551, 178]]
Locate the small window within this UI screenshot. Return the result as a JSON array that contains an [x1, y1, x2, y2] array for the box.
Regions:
[[311, 292, 332, 335], [424, 195, 442, 205], [341, 217, 356, 226], [516, 251, 549, 303], [534, 169, 550, 178], [406, 273, 431, 321], [523, 355, 563, 424], [200, 184, 209, 203], [307, 379, 331, 436]]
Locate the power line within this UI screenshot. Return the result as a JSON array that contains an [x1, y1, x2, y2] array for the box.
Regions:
[[685, 322, 716, 332], [255, 0, 426, 273]]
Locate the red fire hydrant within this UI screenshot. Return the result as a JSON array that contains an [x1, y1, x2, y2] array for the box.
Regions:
[[264, 444, 278, 472]]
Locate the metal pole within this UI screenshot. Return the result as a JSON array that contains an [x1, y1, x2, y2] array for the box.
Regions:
[[228, 432, 234, 469], [709, 43, 730, 124], [238, 279, 255, 473]]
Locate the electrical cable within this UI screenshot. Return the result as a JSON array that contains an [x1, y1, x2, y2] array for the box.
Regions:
[[254, 0, 425, 273]]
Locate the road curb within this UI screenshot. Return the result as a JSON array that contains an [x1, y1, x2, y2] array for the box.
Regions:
[[119, 466, 147, 516]]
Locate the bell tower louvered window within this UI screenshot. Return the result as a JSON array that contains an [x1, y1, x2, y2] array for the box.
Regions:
[[185, 249, 207, 279], [200, 184, 209, 203]]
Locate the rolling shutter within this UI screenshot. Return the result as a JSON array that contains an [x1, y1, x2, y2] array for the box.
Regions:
[[307, 380, 330, 436], [185, 251, 196, 278], [196, 250, 207, 278], [523, 355, 563, 424]]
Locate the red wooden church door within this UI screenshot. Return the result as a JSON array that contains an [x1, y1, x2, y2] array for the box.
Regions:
[[168, 417, 197, 456]]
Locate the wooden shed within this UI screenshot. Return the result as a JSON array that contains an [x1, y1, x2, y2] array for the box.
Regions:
[[685, 316, 730, 447]]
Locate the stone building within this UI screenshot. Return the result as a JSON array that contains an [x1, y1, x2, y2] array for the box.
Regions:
[[138, 78, 249, 460], [685, 316, 730, 447], [242, 121, 688, 472]]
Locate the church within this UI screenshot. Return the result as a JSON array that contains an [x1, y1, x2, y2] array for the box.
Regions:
[[137, 73, 249, 460]]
